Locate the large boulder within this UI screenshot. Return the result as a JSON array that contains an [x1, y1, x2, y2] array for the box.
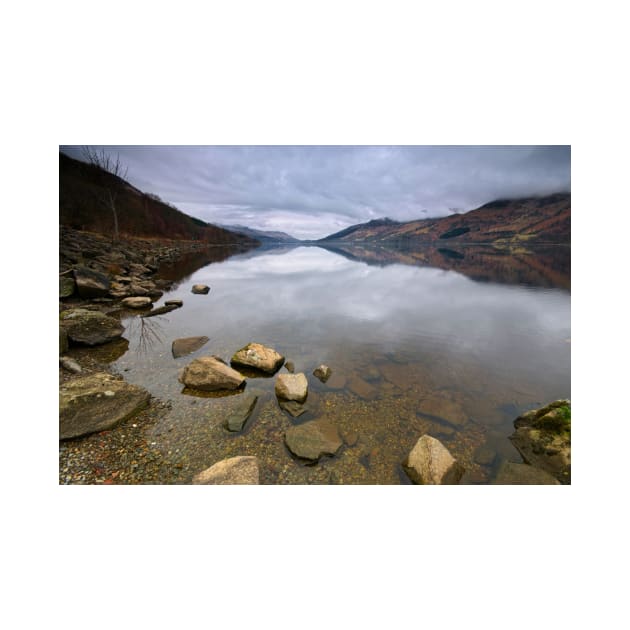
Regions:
[[225, 393, 259, 432], [171, 336, 210, 358], [60, 308, 125, 346], [275, 372, 308, 403], [509, 400, 571, 483], [59, 372, 150, 439], [231, 342, 285, 374], [284, 419, 343, 461], [178, 356, 245, 391], [192, 456, 260, 484], [492, 461, 561, 485], [402, 434, 464, 484], [73, 266, 111, 298]]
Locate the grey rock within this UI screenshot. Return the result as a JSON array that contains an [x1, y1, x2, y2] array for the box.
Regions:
[[73, 266, 111, 298], [225, 394, 259, 432], [141, 304, 179, 318], [192, 456, 260, 484], [278, 399, 309, 417], [284, 419, 343, 461], [164, 299, 183, 307], [59, 372, 150, 439], [60, 308, 125, 346], [60, 356, 82, 374], [171, 336, 210, 358]]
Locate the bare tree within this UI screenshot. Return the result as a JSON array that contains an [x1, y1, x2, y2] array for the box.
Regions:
[[81, 146, 128, 242]]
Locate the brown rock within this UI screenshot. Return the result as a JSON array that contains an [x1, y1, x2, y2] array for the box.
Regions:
[[403, 434, 464, 484], [347, 374, 377, 400], [231, 342, 285, 374], [418, 392, 468, 427], [275, 372, 308, 402], [122, 296, 153, 309], [284, 419, 343, 461], [313, 364, 332, 383], [191, 284, 210, 294], [192, 456, 260, 484], [178, 356, 245, 391]]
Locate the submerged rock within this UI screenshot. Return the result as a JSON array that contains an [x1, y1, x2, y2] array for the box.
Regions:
[[509, 400, 571, 483], [171, 336, 210, 358], [492, 461, 561, 485], [417, 393, 468, 427], [231, 342, 285, 374], [178, 356, 245, 391], [121, 296, 152, 309], [225, 394, 259, 432], [278, 399, 310, 418], [313, 364, 332, 383], [275, 372, 308, 403], [60, 308, 125, 346], [73, 266, 111, 298], [402, 434, 464, 485], [284, 419, 343, 461], [192, 456, 260, 484], [141, 304, 179, 318], [284, 360, 295, 373], [347, 374, 377, 400], [59, 372, 150, 439], [191, 284, 210, 294]]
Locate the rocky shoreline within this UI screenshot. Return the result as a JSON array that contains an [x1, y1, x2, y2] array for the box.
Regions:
[[59, 228, 571, 485]]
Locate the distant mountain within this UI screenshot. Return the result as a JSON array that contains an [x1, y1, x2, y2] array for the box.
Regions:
[[318, 194, 570, 245], [59, 152, 258, 246], [220, 225, 301, 243]]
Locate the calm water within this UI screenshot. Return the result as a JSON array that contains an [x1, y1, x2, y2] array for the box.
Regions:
[[111, 244, 571, 484]]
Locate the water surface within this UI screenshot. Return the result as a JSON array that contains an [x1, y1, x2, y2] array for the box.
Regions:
[[112, 244, 571, 484]]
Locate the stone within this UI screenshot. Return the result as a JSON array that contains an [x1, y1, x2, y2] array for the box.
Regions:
[[325, 372, 347, 390], [73, 266, 111, 298], [60, 308, 125, 346], [231, 342, 285, 374], [141, 304, 179, 318], [402, 434, 464, 485], [192, 456, 260, 484], [284, 360, 295, 373], [284, 419, 343, 461], [171, 336, 210, 358], [178, 356, 245, 391], [59, 372, 150, 439], [278, 399, 309, 418], [59, 326, 69, 354], [492, 461, 561, 485], [121, 296, 153, 309], [225, 394, 259, 432], [313, 364, 332, 383], [509, 400, 571, 483], [341, 430, 359, 447], [347, 374, 377, 400], [59, 276, 75, 298], [164, 299, 183, 307], [191, 284, 210, 294], [60, 356, 82, 374], [473, 444, 497, 466], [275, 372, 308, 403], [418, 393, 468, 427]]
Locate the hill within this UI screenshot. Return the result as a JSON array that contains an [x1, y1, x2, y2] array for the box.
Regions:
[[219, 224, 300, 243], [59, 152, 258, 246], [319, 194, 570, 244]]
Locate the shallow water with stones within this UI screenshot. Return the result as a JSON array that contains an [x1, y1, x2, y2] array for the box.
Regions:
[[105, 243, 570, 484]]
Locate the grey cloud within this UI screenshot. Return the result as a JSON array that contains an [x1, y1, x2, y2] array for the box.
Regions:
[[60, 145, 570, 239]]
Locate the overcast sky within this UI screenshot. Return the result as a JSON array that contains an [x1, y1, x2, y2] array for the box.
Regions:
[[60, 145, 570, 240]]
